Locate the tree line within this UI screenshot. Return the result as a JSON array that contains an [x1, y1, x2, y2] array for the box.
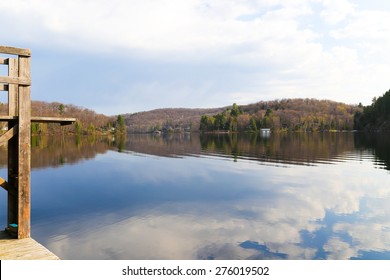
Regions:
[[354, 89, 390, 131], [123, 108, 224, 133], [4, 93, 388, 136], [200, 99, 360, 132]]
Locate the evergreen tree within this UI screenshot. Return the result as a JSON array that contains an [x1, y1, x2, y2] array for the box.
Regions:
[[117, 115, 126, 134]]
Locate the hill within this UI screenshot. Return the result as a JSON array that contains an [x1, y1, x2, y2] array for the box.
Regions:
[[123, 99, 361, 133], [241, 98, 360, 131], [201, 98, 360, 132], [0, 98, 363, 134], [123, 107, 226, 133]]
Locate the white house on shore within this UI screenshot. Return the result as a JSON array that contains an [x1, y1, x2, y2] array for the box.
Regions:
[[260, 128, 271, 137]]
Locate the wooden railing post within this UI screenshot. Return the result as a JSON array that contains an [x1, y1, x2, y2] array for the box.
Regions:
[[5, 54, 31, 239], [1, 45, 75, 239], [7, 58, 20, 237], [16, 55, 31, 239]]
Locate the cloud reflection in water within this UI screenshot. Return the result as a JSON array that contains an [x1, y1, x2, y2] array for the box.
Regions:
[[27, 147, 390, 260]]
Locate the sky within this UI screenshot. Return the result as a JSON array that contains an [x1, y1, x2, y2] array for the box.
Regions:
[[1, 0, 390, 116]]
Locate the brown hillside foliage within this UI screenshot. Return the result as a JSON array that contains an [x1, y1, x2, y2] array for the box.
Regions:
[[201, 99, 361, 132], [244, 98, 360, 131], [0, 98, 361, 134], [123, 108, 226, 133]]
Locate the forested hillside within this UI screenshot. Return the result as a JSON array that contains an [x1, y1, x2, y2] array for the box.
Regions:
[[200, 99, 360, 132], [0, 97, 367, 134], [123, 108, 225, 133], [354, 89, 390, 131], [122, 98, 360, 133]]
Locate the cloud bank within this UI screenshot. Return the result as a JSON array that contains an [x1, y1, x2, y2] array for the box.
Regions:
[[1, 0, 390, 114]]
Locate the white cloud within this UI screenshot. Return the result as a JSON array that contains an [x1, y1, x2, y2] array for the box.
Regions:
[[329, 9, 390, 74], [30, 153, 390, 260], [320, 0, 356, 24], [1, 0, 390, 113], [331, 10, 390, 40], [0, 0, 319, 58], [323, 237, 358, 259]]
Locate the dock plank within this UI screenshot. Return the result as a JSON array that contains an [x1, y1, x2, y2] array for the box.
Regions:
[[0, 116, 76, 125], [0, 231, 59, 260]]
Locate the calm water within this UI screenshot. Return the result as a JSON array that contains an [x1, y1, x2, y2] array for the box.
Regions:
[[1, 132, 390, 260]]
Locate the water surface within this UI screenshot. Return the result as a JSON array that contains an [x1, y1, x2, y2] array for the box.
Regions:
[[0, 132, 389, 260]]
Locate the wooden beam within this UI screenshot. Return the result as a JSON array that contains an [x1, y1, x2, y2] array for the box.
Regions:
[[17, 56, 32, 239], [0, 116, 76, 125], [31, 116, 76, 125], [0, 58, 9, 65], [0, 76, 31, 86], [7, 58, 19, 235], [0, 84, 9, 91], [0, 126, 18, 147], [8, 58, 18, 116], [0, 177, 9, 191], [0, 116, 17, 122], [0, 46, 31, 57]]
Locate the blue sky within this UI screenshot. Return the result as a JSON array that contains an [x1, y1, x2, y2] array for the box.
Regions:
[[1, 0, 390, 115]]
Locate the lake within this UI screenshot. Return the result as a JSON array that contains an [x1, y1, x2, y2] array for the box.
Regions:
[[1, 132, 390, 260]]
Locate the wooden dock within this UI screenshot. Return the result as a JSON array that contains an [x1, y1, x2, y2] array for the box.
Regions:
[[0, 231, 59, 260], [0, 45, 75, 245]]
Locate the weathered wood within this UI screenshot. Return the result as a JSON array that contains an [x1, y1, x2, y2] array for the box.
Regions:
[[7, 169, 18, 234], [0, 177, 9, 191], [0, 231, 59, 260], [0, 58, 9, 64], [0, 116, 17, 121], [17, 56, 32, 239], [0, 125, 18, 147], [0, 76, 31, 86], [0, 84, 9, 91], [0, 115, 76, 123], [8, 58, 18, 115], [7, 58, 19, 237], [0, 46, 31, 57], [31, 116, 76, 125], [2, 46, 76, 241]]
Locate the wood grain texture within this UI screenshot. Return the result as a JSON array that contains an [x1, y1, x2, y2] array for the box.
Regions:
[[0, 46, 31, 56], [0, 177, 9, 191], [2, 46, 75, 240], [31, 116, 76, 125], [7, 58, 19, 237], [0, 76, 31, 85], [0, 84, 9, 91], [0, 125, 18, 147], [0, 231, 59, 260], [0, 116, 76, 124], [0, 58, 9, 64], [8, 58, 18, 115], [17, 56, 32, 239]]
